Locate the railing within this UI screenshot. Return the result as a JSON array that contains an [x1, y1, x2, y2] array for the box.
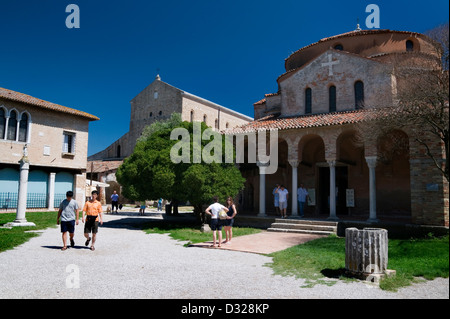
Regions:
[[0, 192, 18, 210], [0, 192, 67, 210], [54, 193, 67, 208]]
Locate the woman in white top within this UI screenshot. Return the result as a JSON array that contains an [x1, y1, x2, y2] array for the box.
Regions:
[[205, 196, 229, 247]]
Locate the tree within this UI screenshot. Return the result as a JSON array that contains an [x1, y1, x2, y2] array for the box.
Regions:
[[116, 113, 245, 219]]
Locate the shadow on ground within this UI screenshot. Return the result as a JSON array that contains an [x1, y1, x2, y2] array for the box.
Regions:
[[101, 212, 201, 231]]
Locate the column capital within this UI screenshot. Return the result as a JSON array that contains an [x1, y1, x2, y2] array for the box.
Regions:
[[365, 156, 378, 168], [257, 161, 270, 174], [327, 159, 337, 167], [288, 159, 299, 168]]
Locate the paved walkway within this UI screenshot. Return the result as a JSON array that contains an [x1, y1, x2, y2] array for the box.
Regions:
[[190, 231, 324, 254], [0, 210, 448, 300]]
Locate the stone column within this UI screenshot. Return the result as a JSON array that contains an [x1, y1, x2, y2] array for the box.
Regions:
[[257, 161, 268, 217], [365, 156, 379, 223], [6, 146, 35, 227], [289, 160, 299, 216], [47, 172, 56, 210], [328, 160, 338, 221]]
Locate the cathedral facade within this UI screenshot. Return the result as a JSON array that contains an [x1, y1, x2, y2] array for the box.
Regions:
[[230, 29, 448, 227], [89, 75, 252, 161]]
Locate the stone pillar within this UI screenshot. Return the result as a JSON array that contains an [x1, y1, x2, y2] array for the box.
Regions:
[[6, 146, 36, 227], [328, 160, 338, 221], [257, 161, 268, 217], [48, 172, 56, 210], [365, 156, 379, 223], [345, 227, 395, 282], [289, 160, 299, 216]]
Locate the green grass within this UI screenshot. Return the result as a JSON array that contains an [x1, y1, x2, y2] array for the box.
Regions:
[[141, 221, 261, 246], [267, 234, 449, 291], [0, 211, 58, 253]]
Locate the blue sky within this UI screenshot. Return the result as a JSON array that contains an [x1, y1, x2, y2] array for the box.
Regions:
[[0, 0, 448, 156]]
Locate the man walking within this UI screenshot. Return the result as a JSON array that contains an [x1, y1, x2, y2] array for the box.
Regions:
[[57, 191, 79, 251], [111, 190, 119, 213], [82, 190, 103, 251]]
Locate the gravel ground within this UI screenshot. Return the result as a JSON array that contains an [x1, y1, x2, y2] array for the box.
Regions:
[[0, 213, 448, 300]]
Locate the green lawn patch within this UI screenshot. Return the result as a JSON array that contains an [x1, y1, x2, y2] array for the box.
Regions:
[[267, 234, 449, 291], [142, 220, 261, 246], [0, 211, 58, 253]]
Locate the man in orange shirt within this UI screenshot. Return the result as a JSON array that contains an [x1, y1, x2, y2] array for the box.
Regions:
[[82, 190, 103, 251]]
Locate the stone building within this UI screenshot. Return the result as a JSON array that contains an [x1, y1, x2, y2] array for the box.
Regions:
[[0, 87, 99, 210], [89, 75, 253, 161], [228, 29, 448, 227]]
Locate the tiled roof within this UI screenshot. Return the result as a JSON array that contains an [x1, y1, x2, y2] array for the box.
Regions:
[[87, 160, 123, 173], [285, 29, 425, 63], [0, 87, 99, 121], [225, 108, 388, 134]]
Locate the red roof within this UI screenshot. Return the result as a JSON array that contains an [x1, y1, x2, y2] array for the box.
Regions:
[[0, 87, 99, 121], [225, 108, 387, 134]]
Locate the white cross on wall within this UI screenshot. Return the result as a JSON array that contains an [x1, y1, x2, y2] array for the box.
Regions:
[[321, 54, 339, 76]]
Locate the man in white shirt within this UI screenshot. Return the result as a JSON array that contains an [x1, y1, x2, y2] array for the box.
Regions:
[[205, 196, 229, 247], [276, 185, 289, 218], [297, 184, 309, 217]]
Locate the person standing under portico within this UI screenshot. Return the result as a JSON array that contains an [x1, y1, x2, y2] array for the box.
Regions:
[[276, 185, 289, 218], [297, 184, 309, 218]]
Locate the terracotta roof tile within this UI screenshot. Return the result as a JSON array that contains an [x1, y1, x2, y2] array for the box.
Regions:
[[87, 160, 123, 173], [225, 108, 388, 134], [0, 87, 99, 121]]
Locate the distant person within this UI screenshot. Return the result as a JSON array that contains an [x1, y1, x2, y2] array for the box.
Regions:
[[205, 196, 228, 248], [139, 201, 146, 216], [57, 191, 79, 251], [224, 196, 237, 244], [82, 190, 103, 251], [272, 184, 280, 216], [158, 198, 163, 211], [297, 184, 309, 218], [111, 190, 119, 213], [276, 185, 289, 218]]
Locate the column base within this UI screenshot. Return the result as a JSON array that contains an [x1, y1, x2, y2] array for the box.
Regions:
[[5, 220, 36, 227], [200, 223, 211, 233]]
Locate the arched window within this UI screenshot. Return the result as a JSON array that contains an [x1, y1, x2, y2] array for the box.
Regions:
[[149, 112, 153, 117], [7, 110, 17, 141], [214, 119, 218, 130], [406, 40, 414, 52], [117, 145, 121, 158], [0, 108, 6, 140], [305, 88, 312, 114], [334, 44, 343, 51], [354, 81, 364, 109], [190, 110, 194, 122], [18, 113, 29, 142], [159, 111, 162, 116], [203, 114, 207, 123], [226, 122, 229, 129], [329, 85, 336, 112]]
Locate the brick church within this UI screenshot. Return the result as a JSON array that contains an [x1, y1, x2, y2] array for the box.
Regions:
[[229, 28, 448, 227]]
